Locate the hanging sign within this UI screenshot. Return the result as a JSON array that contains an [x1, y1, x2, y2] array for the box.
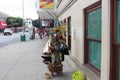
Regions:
[[39, 0, 54, 9]]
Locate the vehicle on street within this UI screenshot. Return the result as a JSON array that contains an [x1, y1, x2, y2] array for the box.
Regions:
[[4, 28, 12, 35]]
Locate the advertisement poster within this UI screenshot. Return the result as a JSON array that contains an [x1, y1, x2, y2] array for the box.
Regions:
[[39, 0, 54, 9]]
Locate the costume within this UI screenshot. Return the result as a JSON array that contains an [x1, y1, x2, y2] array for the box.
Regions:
[[47, 34, 63, 76], [42, 30, 64, 76], [42, 28, 68, 76]]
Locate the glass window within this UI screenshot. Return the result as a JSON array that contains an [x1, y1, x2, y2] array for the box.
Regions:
[[118, 0, 120, 79], [87, 8, 101, 70], [117, 0, 120, 42], [88, 41, 101, 69], [87, 8, 102, 39], [84, 1, 101, 73]]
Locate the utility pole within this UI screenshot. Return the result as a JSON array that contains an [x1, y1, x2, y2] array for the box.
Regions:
[[22, 0, 25, 33], [20, 0, 26, 41]]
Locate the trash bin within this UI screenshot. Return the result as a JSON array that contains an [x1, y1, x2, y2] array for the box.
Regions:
[[21, 34, 26, 41]]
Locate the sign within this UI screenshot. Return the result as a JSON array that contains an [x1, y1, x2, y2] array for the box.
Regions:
[[39, 0, 54, 9], [0, 21, 7, 29]]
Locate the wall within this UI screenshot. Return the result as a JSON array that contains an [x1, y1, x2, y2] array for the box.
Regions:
[[57, 0, 110, 80], [101, 0, 110, 80]]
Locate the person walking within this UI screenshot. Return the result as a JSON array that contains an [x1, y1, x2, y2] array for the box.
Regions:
[[38, 28, 42, 39]]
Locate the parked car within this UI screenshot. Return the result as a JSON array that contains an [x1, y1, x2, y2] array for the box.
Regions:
[[4, 28, 12, 35]]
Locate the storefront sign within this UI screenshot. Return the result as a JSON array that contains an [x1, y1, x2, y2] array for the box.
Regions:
[[39, 0, 54, 9]]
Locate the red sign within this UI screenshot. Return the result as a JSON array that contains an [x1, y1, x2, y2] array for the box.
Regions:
[[40, 0, 54, 9], [0, 21, 8, 29]]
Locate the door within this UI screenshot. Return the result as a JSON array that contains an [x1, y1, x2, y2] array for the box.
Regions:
[[67, 16, 71, 51]]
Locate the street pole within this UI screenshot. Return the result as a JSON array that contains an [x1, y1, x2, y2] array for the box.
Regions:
[[20, 0, 26, 41], [22, 0, 25, 33]]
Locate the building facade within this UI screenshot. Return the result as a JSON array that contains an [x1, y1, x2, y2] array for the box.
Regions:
[[57, 0, 119, 80], [35, 0, 120, 80], [0, 11, 8, 21]]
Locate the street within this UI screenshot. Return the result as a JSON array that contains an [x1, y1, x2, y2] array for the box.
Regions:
[[0, 32, 29, 48]]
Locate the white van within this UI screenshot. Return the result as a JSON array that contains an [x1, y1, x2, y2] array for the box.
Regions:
[[4, 28, 12, 35]]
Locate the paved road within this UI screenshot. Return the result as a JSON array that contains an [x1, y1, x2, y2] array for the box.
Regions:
[[0, 32, 30, 48]]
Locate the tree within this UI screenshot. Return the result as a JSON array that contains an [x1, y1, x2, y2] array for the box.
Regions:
[[32, 18, 42, 28], [15, 17, 23, 27], [6, 17, 23, 28]]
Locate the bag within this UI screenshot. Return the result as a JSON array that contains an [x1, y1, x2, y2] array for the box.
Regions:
[[59, 44, 69, 55], [62, 48, 69, 55], [61, 53, 64, 61]]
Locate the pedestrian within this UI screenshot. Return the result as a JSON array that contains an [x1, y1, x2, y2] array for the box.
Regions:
[[33, 28, 35, 39], [38, 28, 42, 39]]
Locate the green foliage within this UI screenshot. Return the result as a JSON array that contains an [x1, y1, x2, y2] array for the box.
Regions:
[[6, 16, 23, 28], [32, 18, 42, 28]]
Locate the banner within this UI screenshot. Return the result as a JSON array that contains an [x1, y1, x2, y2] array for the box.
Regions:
[[39, 0, 54, 9], [0, 21, 7, 29]]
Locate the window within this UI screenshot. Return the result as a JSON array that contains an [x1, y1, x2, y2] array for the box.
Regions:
[[84, 1, 101, 75], [110, 0, 120, 80], [88, 41, 101, 69], [117, 0, 120, 42], [64, 19, 66, 25], [67, 16, 71, 51]]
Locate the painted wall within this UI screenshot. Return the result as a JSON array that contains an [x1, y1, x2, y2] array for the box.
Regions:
[[101, 0, 110, 80], [58, 0, 110, 80]]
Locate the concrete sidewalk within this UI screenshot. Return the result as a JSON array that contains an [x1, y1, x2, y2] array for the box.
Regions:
[[0, 36, 74, 80]]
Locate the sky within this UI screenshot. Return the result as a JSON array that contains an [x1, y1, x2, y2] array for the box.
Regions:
[[0, 0, 38, 19]]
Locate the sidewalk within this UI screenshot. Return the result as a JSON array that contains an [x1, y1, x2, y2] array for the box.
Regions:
[[0, 36, 75, 80]]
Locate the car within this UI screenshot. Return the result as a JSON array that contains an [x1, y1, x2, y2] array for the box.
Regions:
[[4, 28, 12, 35]]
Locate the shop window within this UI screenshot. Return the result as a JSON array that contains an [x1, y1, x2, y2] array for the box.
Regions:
[[84, 1, 101, 75]]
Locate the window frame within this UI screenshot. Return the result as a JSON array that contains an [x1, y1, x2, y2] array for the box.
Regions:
[[67, 16, 71, 51], [84, 1, 101, 76], [110, 0, 120, 80]]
